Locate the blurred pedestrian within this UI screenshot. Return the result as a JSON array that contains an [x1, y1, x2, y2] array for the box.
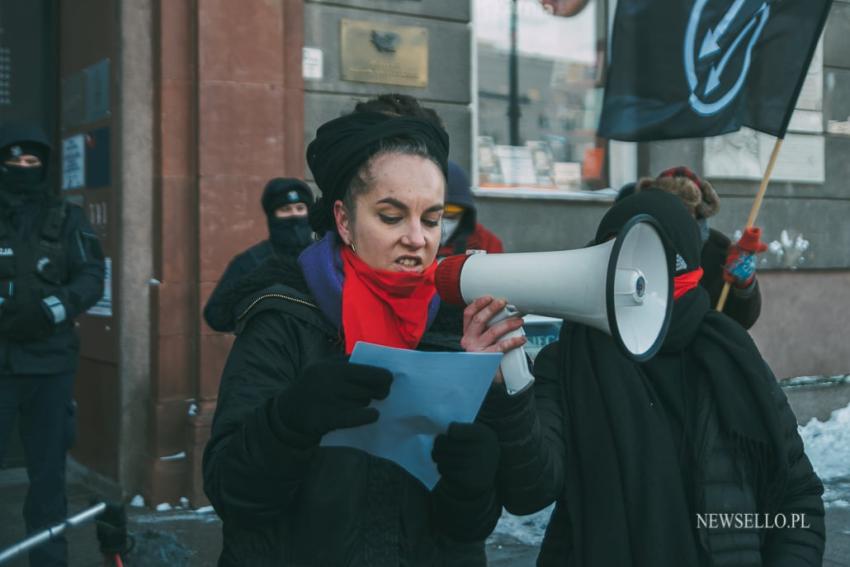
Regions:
[[429, 161, 506, 336], [437, 161, 503, 258]]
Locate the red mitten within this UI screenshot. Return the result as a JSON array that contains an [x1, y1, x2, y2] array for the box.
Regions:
[[723, 227, 767, 288], [736, 227, 768, 254]]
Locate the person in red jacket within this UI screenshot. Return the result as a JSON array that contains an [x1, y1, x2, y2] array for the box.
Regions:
[[437, 161, 503, 258]]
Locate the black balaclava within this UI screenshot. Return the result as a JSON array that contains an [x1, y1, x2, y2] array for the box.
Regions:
[[597, 187, 701, 275], [0, 124, 51, 202], [598, 188, 706, 356], [306, 111, 449, 236], [261, 177, 315, 255]]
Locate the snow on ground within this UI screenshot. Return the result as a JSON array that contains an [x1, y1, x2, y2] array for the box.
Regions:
[[133, 511, 220, 524], [784, 375, 850, 390], [799, 401, 850, 508], [125, 495, 218, 520], [491, 505, 553, 546], [491, 398, 850, 543], [131, 502, 219, 524]]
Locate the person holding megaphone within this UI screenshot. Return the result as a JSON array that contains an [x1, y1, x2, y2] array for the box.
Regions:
[[202, 95, 520, 566], [467, 189, 824, 566]]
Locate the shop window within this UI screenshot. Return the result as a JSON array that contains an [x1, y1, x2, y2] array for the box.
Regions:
[[475, 0, 608, 191]]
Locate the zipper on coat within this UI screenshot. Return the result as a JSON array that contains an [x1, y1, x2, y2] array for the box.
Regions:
[[235, 292, 319, 323]]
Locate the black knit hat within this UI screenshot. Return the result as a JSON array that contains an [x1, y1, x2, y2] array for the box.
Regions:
[[615, 181, 636, 202], [261, 178, 313, 217], [0, 123, 51, 168], [596, 188, 701, 275]]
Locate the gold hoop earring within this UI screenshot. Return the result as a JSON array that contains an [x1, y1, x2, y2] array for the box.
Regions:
[[350, 242, 357, 253]]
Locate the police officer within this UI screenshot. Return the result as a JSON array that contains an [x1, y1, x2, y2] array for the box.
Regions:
[[0, 123, 105, 566], [203, 177, 314, 332]]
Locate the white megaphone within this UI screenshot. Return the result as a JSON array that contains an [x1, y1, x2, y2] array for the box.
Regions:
[[435, 214, 673, 395]]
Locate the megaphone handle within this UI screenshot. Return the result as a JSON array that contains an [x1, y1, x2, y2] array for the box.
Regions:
[[488, 306, 535, 396]]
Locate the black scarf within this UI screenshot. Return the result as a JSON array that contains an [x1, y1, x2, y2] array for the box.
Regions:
[[558, 321, 701, 566], [677, 289, 789, 510], [557, 292, 788, 566]]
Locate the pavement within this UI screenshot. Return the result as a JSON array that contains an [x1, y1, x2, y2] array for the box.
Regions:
[[0, 465, 220, 567], [0, 465, 847, 566], [0, 377, 848, 566], [0, 465, 538, 566]]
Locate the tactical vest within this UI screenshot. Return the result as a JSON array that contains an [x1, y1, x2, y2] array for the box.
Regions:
[[0, 200, 70, 308]]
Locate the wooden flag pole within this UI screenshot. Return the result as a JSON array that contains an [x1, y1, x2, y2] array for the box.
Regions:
[[716, 136, 785, 312]]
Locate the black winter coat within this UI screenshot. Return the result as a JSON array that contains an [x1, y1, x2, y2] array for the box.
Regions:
[[0, 199, 104, 375], [479, 342, 825, 566], [203, 259, 498, 566], [702, 228, 762, 330], [204, 241, 278, 332]]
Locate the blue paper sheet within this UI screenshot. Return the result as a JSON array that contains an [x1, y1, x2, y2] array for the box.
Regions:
[[320, 342, 503, 490]]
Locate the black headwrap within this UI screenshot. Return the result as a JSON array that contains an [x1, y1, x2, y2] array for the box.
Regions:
[[306, 111, 449, 235]]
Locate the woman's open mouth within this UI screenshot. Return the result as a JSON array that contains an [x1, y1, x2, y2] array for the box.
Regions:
[[395, 256, 423, 271]]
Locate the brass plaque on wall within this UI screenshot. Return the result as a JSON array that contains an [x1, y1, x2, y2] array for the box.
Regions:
[[340, 19, 428, 88]]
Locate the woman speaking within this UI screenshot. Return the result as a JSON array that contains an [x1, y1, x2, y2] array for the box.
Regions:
[[203, 96, 522, 566]]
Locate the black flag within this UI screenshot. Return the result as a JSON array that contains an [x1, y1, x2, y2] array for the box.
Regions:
[[598, 0, 833, 141]]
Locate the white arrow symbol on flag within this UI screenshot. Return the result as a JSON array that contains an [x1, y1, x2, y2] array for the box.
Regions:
[[699, 0, 747, 59], [704, 4, 766, 95]]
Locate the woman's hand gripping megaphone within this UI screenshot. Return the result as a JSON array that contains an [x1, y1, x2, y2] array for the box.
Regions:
[[460, 296, 530, 392]]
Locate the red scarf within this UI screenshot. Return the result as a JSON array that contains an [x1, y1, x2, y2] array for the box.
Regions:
[[673, 267, 704, 300], [340, 247, 438, 354]]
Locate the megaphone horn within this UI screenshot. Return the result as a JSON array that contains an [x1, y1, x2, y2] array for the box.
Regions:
[[436, 214, 673, 394]]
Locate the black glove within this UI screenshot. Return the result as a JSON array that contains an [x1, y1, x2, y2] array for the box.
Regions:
[[1, 296, 53, 341], [432, 422, 500, 497], [274, 360, 393, 443], [95, 501, 129, 556]]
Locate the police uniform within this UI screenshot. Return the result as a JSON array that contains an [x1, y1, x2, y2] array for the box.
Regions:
[[203, 178, 313, 333], [0, 124, 105, 567]]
